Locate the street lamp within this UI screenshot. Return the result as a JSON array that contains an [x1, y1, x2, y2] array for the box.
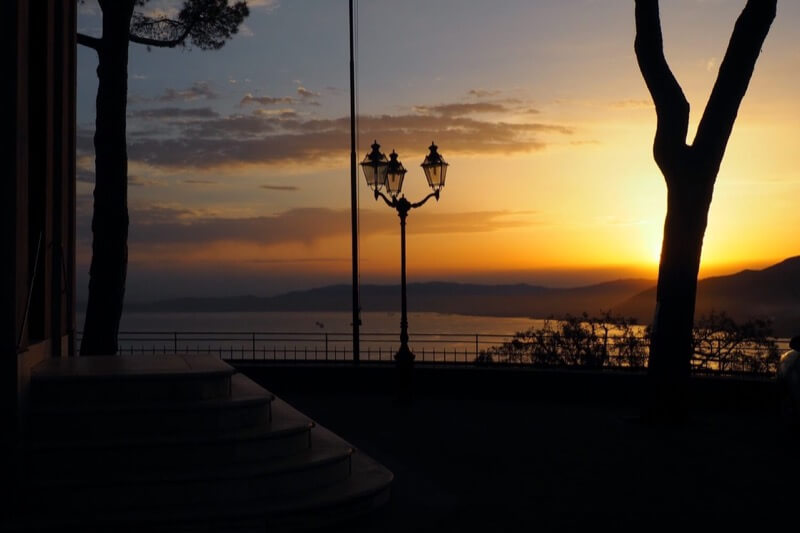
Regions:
[[360, 141, 449, 372]]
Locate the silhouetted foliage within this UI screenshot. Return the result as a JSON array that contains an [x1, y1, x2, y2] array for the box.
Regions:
[[691, 311, 779, 374], [475, 312, 648, 369], [476, 311, 779, 376], [633, 0, 776, 418], [77, 1, 249, 356]]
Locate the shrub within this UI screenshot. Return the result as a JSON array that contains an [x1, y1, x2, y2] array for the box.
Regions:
[[477, 310, 779, 375], [477, 312, 648, 369]]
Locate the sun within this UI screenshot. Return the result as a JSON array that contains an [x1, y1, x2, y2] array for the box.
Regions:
[[649, 237, 663, 266]]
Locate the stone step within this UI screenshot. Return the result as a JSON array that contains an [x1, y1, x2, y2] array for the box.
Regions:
[[18, 424, 392, 531], [28, 398, 314, 479], [28, 425, 355, 511], [30, 373, 274, 441], [262, 430, 394, 530], [30, 355, 235, 407]]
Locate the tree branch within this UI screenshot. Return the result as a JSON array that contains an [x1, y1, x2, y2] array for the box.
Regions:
[[693, 0, 777, 171], [128, 31, 189, 48], [129, 13, 196, 49], [634, 0, 690, 174], [77, 32, 102, 50]]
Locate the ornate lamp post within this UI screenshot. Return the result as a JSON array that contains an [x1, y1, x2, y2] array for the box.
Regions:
[[360, 141, 449, 372]]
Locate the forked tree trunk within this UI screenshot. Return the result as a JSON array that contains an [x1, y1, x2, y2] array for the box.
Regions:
[[634, 0, 776, 420], [80, 0, 135, 355]]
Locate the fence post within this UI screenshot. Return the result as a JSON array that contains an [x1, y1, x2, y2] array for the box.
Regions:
[[252, 332, 256, 359], [173, 332, 178, 354], [475, 334, 479, 359], [325, 333, 329, 360]]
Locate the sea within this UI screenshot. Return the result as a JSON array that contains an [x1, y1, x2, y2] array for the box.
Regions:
[[100, 311, 540, 335], [73, 310, 791, 364], [75, 311, 546, 362]]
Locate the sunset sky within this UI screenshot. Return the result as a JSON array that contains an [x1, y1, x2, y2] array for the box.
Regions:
[[76, 0, 800, 301]]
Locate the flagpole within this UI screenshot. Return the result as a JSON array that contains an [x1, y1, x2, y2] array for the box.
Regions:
[[349, 0, 361, 364]]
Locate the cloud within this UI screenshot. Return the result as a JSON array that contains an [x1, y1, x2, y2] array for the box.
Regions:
[[248, 0, 279, 12], [128, 175, 164, 187], [294, 85, 321, 105], [260, 184, 299, 191], [253, 108, 298, 118], [240, 93, 295, 106], [468, 89, 501, 98], [174, 113, 277, 138], [609, 99, 653, 110], [122, 206, 537, 248], [135, 0, 179, 18], [296, 86, 320, 99], [182, 179, 218, 185], [243, 257, 348, 264], [130, 107, 220, 119], [412, 102, 508, 117], [77, 167, 95, 184], [121, 104, 573, 169], [159, 82, 218, 102], [76, 162, 162, 187]]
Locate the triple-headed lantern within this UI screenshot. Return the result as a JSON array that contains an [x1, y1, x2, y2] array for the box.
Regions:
[[360, 141, 448, 198]]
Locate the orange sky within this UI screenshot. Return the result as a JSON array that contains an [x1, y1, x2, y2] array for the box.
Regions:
[[76, 1, 800, 298]]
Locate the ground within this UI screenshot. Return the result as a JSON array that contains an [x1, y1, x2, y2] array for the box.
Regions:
[[249, 367, 799, 531]]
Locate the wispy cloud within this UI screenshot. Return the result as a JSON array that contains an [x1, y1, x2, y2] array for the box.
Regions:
[[260, 184, 299, 191], [159, 82, 218, 102], [128, 175, 164, 187], [182, 179, 218, 185], [248, 0, 280, 12], [296, 86, 320, 99], [77, 168, 94, 184], [240, 93, 295, 106], [117, 99, 573, 169], [467, 89, 501, 99], [412, 102, 509, 117], [118, 206, 537, 247], [609, 99, 653, 110], [253, 108, 298, 118], [130, 107, 219, 119]]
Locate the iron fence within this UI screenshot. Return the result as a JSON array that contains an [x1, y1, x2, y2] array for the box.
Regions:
[[74, 330, 791, 376]]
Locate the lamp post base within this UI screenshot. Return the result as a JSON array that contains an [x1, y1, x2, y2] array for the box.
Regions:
[[394, 344, 415, 367], [394, 344, 414, 404]]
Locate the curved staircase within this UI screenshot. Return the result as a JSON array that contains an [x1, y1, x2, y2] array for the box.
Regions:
[[18, 355, 392, 531]]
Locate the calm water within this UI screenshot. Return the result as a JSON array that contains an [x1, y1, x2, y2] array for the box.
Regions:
[[75, 311, 545, 361], [97, 311, 542, 335]]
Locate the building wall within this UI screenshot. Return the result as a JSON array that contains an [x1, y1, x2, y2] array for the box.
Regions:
[[1, 0, 76, 476]]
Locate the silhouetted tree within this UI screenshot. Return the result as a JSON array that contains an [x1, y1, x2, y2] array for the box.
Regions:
[[634, 0, 776, 419], [691, 311, 778, 374], [77, 0, 249, 355], [475, 313, 648, 368]]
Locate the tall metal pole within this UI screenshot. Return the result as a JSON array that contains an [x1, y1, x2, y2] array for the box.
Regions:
[[395, 202, 413, 402], [399, 210, 409, 354], [348, 0, 360, 364], [395, 201, 413, 366]]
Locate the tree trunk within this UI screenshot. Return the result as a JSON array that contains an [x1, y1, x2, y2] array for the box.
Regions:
[[634, 0, 776, 421], [647, 177, 713, 420], [80, 0, 135, 356]]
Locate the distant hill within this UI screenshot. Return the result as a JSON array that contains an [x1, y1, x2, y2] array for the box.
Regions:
[[118, 256, 800, 336], [614, 256, 800, 336], [124, 279, 655, 319]]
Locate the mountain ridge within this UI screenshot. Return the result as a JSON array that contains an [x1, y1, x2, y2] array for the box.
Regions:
[[614, 256, 800, 335], [96, 256, 799, 336]]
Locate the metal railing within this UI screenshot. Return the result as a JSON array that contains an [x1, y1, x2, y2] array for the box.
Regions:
[[74, 330, 791, 375], [75, 330, 512, 363]]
